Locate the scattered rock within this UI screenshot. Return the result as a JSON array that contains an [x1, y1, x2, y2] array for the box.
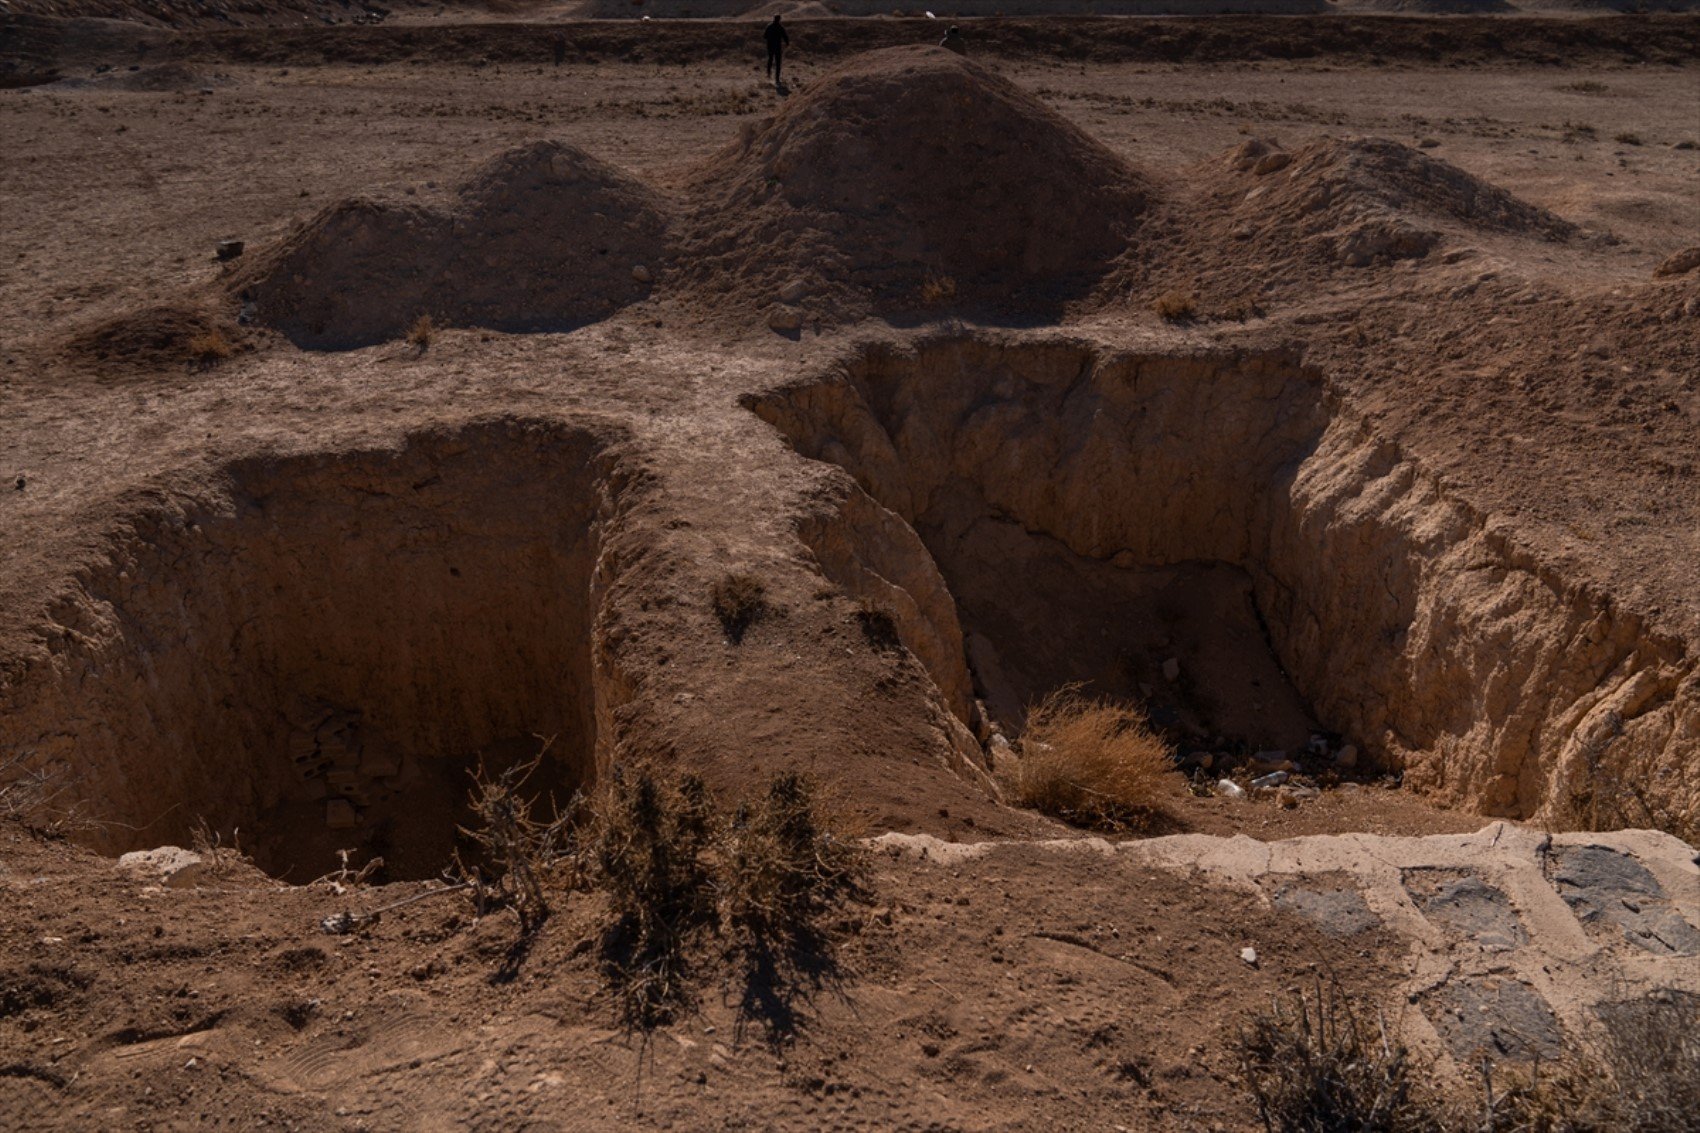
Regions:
[[117, 846, 207, 888], [1239, 946, 1259, 967], [1334, 743, 1359, 769], [767, 307, 803, 333], [631, 264, 653, 284], [778, 278, 808, 304], [325, 798, 359, 830], [1161, 657, 1180, 682], [1252, 151, 1292, 176], [215, 239, 244, 261]]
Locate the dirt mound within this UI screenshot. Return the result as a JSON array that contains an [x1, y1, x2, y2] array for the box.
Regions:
[[1203, 134, 1575, 271], [681, 46, 1152, 321], [60, 302, 249, 377], [241, 141, 668, 350]]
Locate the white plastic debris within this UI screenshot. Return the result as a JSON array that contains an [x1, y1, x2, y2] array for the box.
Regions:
[[1215, 779, 1246, 799], [1250, 770, 1290, 789], [1240, 946, 1259, 967]]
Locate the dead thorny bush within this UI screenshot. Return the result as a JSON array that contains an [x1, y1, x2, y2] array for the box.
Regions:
[[589, 767, 862, 1029], [1016, 687, 1180, 830], [453, 743, 574, 936], [711, 572, 768, 644], [1235, 977, 1443, 1133], [721, 772, 860, 949], [0, 750, 95, 839], [590, 767, 719, 1025], [189, 817, 251, 877]]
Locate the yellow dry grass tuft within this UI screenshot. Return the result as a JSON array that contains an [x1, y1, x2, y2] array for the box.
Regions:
[[1015, 687, 1179, 830], [187, 327, 236, 367], [919, 271, 957, 306], [1152, 289, 1199, 323], [407, 313, 436, 353]]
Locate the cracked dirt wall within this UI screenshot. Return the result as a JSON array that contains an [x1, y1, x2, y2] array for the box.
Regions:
[[753, 334, 1699, 837], [0, 419, 627, 879]]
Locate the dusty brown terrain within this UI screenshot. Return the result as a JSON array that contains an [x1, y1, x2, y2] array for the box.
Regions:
[[1, 12, 1698, 1130]]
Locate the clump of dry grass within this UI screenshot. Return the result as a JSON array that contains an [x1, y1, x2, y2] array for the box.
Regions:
[[187, 327, 235, 367], [711, 572, 768, 644], [1015, 688, 1178, 830], [919, 271, 957, 306], [1152, 289, 1199, 323], [407, 313, 436, 353], [1236, 978, 1442, 1133]]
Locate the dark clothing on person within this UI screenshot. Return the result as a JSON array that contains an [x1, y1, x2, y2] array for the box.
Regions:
[[764, 17, 789, 83], [940, 27, 965, 55]]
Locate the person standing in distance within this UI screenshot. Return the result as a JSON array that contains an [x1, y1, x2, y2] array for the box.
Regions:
[[765, 15, 790, 87], [940, 25, 966, 55]]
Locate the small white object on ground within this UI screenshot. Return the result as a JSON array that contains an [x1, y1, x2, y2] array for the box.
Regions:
[[1250, 770, 1289, 789], [1240, 946, 1259, 966], [1216, 779, 1246, 799]]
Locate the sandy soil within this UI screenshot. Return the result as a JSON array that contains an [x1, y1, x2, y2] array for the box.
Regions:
[[1, 14, 1697, 1130]]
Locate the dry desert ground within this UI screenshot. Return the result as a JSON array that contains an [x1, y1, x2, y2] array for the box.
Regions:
[[1, 4, 1698, 1130]]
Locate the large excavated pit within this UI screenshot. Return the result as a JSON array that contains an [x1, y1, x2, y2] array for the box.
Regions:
[[2, 421, 616, 881], [755, 336, 1699, 837]]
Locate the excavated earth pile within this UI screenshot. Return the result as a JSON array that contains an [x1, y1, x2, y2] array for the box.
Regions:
[[679, 46, 1151, 320], [241, 141, 668, 350], [1204, 134, 1578, 270]]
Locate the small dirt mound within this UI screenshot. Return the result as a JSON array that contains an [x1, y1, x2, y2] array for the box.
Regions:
[[1213, 135, 1575, 269], [681, 46, 1151, 320], [241, 141, 669, 350], [60, 302, 248, 377]]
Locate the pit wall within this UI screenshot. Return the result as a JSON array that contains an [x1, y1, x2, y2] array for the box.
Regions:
[[0, 419, 630, 860], [752, 335, 1698, 838]]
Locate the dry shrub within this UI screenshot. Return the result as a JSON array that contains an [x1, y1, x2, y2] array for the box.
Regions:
[[711, 572, 768, 644], [187, 327, 235, 367], [1236, 978, 1442, 1133], [853, 597, 902, 652], [1016, 688, 1178, 829], [591, 768, 719, 1024], [919, 270, 957, 306], [721, 772, 859, 950], [456, 747, 573, 935], [1152, 288, 1199, 322], [407, 313, 436, 352], [1477, 991, 1699, 1133], [589, 767, 860, 1029]]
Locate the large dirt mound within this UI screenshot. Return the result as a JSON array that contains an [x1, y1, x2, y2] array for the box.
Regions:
[[681, 46, 1152, 320], [241, 141, 668, 350], [1209, 135, 1576, 270]]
